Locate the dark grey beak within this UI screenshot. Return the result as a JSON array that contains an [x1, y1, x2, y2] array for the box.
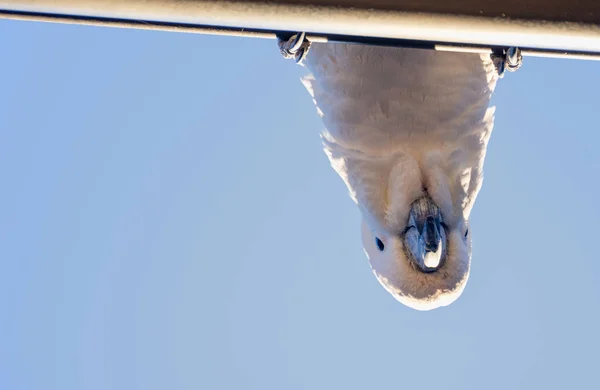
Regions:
[[404, 197, 446, 272]]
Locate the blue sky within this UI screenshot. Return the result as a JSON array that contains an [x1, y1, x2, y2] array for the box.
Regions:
[[1, 19, 600, 390]]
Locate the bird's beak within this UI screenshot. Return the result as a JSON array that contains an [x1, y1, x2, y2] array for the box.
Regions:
[[404, 197, 446, 272]]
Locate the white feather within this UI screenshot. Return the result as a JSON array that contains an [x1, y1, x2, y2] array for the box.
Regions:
[[300, 43, 500, 310]]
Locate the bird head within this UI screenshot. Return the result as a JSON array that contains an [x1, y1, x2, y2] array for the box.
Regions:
[[361, 192, 472, 311]]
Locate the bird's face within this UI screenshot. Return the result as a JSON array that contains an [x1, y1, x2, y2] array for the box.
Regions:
[[361, 195, 471, 311]]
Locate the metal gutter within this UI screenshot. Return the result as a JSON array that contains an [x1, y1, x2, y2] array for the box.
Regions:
[[1, 0, 600, 59]]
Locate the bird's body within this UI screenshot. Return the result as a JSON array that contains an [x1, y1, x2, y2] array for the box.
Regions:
[[297, 42, 501, 310]]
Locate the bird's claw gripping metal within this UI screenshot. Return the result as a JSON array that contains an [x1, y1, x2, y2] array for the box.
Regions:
[[277, 32, 311, 64], [492, 47, 523, 77], [277, 32, 522, 78]]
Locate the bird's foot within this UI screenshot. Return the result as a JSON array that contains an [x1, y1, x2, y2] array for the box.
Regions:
[[492, 47, 523, 77], [277, 32, 311, 64]]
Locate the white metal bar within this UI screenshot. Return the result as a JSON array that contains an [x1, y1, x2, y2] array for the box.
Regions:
[[1, 0, 600, 59]]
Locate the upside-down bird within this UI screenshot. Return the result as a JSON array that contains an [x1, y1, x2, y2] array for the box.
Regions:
[[278, 35, 520, 310]]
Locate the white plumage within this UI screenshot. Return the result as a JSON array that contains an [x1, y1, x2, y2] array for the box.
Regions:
[[299, 42, 500, 310]]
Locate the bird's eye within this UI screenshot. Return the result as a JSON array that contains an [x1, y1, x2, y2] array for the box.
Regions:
[[375, 237, 385, 251], [464, 229, 469, 239]]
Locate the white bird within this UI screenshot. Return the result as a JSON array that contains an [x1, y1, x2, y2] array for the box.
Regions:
[[279, 36, 514, 310]]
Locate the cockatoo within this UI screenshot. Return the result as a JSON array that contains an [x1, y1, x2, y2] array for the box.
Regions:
[[278, 35, 518, 311]]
